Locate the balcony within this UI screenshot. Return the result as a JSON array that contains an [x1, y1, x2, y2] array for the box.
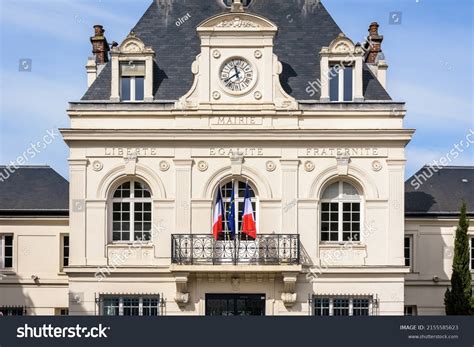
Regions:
[[171, 234, 300, 265]]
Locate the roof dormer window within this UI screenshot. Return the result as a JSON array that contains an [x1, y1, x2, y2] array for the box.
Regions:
[[110, 32, 155, 102], [120, 62, 145, 101], [320, 34, 364, 102]]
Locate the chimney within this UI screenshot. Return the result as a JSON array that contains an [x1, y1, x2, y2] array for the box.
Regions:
[[365, 22, 383, 64], [86, 25, 110, 87], [90, 25, 109, 64], [365, 22, 388, 90]]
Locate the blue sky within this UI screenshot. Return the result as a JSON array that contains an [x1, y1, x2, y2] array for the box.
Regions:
[[0, 0, 473, 180]]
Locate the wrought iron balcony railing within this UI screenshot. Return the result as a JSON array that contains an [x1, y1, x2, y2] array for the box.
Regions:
[[171, 234, 300, 265]]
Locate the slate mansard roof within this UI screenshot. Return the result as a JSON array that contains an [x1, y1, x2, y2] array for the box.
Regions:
[[0, 166, 69, 217], [405, 166, 474, 218], [81, 0, 391, 102]]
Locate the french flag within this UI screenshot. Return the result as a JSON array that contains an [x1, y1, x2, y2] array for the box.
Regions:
[[212, 187, 224, 240], [242, 183, 257, 239]]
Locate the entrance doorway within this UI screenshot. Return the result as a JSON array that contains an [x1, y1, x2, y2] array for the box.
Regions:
[[205, 294, 266, 316]]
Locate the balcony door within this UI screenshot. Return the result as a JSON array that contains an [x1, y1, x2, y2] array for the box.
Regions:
[[205, 294, 265, 316]]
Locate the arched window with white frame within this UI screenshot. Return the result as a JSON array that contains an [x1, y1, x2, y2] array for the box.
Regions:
[[320, 181, 362, 242], [111, 179, 152, 242], [217, 179, 258, 240]]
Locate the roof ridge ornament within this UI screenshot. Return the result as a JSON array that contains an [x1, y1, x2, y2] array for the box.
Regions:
[[231, 0, 245, 13]]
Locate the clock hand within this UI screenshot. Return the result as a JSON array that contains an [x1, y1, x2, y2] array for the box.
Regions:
[[224, 73, 238, 83], [234, 66, 240, 78]]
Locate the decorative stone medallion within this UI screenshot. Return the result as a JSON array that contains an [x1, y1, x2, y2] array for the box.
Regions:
[[92, 160, 103, 172], [372, 160, 382, 172], [254, 91, 262, 100], [304, 161, 315, 172], [212, 91, 221, 100], [254, 50, 262, 59], [159, 160, 170, 172], [197, 161, 208, 172], [266, 161, 276, 172], [212, 50, 221, 59]]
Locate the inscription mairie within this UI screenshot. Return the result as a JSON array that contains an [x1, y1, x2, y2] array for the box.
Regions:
[[304, 147, 380, 157], [211, 116, 263, 126]]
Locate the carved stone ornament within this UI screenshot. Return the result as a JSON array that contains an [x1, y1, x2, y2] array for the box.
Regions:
[[212, 91, 221, 100], [215, 17, 259, 29], [92, 160, 103, 172], [254, 50, 262, 59], [304, 161, 315, 172], [175, 273, 190, 308], [254, 91, 262, 100], [213, 50, 221, 59], [159, 161, 170, 172], [281, 272, 298, 308], [372, 160, 382, 172], [266, 161, 276, 172], [198, 160, 208, 172]]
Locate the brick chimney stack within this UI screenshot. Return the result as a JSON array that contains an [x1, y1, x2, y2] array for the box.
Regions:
[[365, 22, 383, 64], [90, 25, 110, 64]]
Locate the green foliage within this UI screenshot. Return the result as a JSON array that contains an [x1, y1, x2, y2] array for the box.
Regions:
[[444, 202, 472, 315]]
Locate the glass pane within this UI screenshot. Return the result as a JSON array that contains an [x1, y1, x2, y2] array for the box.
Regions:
[[343, 66, 353, 101], [135, 77, 144, 101], [329, 66, 340, 101], [322, 183, 338, 200], [121, 77, 131, 101], [342, 182, 359, 199]]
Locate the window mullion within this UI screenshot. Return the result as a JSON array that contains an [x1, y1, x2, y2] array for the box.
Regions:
[[130, 181, 135, 242], [0, 235, 4, 268], [349, 298, 353, 316], [338, 67, 344, 101], [338, 202, 343, 242], [131, 77, 136, 101], [139, 297, 143, 316], [119, 297, 124, 316]]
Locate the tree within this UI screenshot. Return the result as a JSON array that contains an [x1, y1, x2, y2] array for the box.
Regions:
[[444, 202, 472, 315]]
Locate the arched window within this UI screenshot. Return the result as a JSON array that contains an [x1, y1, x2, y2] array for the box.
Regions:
[[112, 180, 152, 242], [218, 179, 257, 240], [320, 181, 361, 242]]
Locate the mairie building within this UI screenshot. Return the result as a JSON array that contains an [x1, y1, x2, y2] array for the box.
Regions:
[[0, 0, 473, 317]]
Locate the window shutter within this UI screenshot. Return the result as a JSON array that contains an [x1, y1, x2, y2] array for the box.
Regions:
[[121, 62, 145, 76]]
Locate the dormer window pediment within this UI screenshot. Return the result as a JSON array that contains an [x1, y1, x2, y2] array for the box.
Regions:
[[320, 34, 364, 102], [110, 33, 155, 102]]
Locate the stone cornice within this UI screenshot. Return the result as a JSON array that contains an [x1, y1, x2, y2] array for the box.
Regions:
[[61, 128, 415, 143]]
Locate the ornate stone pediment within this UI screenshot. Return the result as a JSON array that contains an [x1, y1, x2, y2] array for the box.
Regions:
[[113, 32, 154, 55], [215, 17, 259, 29], [197, 13, 277, 33]]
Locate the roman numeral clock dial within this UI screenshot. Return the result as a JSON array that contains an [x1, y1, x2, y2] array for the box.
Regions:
[[220, 58, 255, 94]]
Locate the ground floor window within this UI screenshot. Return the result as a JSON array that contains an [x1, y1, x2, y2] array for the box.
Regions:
[[55, 308, 69, 316], [312, 296, 372, 316], [471, 237, 474, 270], [101, 296, 160, 316], [0, 234, 13, 269], [404, 305, 417, 316], [0, 307, 25, 316]]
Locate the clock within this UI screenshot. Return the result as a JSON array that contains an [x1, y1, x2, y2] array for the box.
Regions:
[[219, 57, 255, 93]]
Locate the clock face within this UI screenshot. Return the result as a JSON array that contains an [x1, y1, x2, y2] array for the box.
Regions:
[[220, 58, 254, 93]]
